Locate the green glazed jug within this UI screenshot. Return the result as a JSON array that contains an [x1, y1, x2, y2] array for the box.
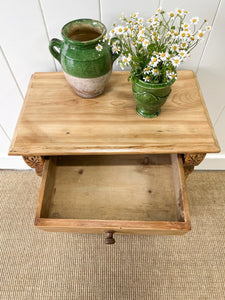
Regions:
[[49, 19, 120, 98]]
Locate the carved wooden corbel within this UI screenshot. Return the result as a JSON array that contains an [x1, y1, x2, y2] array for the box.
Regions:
[[23, 156, 44, 176], [182, 153, 206, 178]]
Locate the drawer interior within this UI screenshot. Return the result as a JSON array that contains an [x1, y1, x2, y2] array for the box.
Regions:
[[37, 154, 189, 226]]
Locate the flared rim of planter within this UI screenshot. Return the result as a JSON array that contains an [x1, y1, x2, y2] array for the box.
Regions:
[[133, 76, 177, 89]]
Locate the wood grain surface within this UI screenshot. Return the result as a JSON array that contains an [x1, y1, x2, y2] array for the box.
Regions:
[[9, 71, 220, 156], [35, 154, 190, 235]]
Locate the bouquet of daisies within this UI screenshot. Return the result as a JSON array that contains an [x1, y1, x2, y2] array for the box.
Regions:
[[108, 8, 211, 83]]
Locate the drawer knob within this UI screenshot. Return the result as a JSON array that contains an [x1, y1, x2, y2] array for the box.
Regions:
[[105, 232, 115, 245]]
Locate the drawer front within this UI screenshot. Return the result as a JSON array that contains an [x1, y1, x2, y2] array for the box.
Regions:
[[35, 154, 190, 239]]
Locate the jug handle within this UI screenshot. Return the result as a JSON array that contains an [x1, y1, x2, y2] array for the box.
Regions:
[[110, 37, 122, 63], [49, 38, 63, 63]]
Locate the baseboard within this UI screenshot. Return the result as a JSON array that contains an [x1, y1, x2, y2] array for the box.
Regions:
[[0, 155, 30, 170], [196, 153, 225, 170]]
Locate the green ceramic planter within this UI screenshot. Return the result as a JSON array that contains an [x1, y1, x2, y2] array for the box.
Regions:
[[132, 77, 176, 118], [49, 19, 120, 98]]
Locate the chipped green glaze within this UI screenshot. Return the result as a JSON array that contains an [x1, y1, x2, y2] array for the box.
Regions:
[[132, 78, 176, 118], [49, 19, 119, 78]]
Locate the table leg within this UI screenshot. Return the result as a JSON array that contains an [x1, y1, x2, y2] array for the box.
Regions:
[[182, 153, 206, 179], [23, 156, 44, 176]]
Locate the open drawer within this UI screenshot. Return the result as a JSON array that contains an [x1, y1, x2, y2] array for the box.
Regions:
[[35, 154, 190, 243]]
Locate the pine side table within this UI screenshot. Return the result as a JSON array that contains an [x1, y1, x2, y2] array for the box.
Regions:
[[9, 70, 220, 244]]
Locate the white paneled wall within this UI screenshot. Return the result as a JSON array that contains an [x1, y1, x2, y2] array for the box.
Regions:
[[0, 0, 225, 170]]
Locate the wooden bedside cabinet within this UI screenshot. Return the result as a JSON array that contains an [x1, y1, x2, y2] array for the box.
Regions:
[[9, 70, 220, 244]]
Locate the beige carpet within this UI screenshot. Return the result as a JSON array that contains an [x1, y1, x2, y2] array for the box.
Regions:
[[0, 170, 225, 300]]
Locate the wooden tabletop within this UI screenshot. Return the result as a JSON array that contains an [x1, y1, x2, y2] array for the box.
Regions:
[[9, 70, 220, 156]]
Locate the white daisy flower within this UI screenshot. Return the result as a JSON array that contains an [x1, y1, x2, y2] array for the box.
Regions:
[[180, 31, 187, 39], [131, 12, 139, 18], [142, 39, 149, 48], [197, 30, 205, 39], [122, 56, 129, 65], [190, 17, 199, 24], [179, 50, 188, 60], [120, 12, 124, 20], [168, 11, 175, 18], [115, 26, 124, 35], [96, 44, 103, 52], [171, 44, 179, 52], [120, 63, 125, 70], [159, 52, 167, 61], [172, 56, 181, 67], [182, 23, 189, 29], [138, 29, 145, 38], [176, 8, 183, 16], [183, 9, 189, 14], [152, 69, 159, 76], [144, 76, 150, 82], [138, 17, 144, 24], [149, 57, 159, 67], [109, 29, 115, 38], [156, 7, 162, 14], [143, 66, 151, 74], [206, 25, 211, 31], [147, 18, 153, 23], [166, 70, 177, 80], [112, 45, 120, 54], [127, 54, 132, 62]]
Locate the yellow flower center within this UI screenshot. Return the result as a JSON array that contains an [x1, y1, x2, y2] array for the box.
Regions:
[[111, 29, 114, 33], [124, 58, 127, 63], [118, 28, 123, 32], [193, 18, 197, 23], [171, 30, 174, 33], [182, 43, 186, 47], [154, 69, 158, 73], [172, 74, 176, 78], [173, 46, 177, 50], [146, 76, 150, 80], [177, 9, 182, 13], [144, 41, 148, 45], [154, 18, 158, 21], [184, 24, 188, 28], [174, 59, 179, 64], [170, 13, 174, 17], [174, 32, 178, 36], [133, 42, 136, 45], [148, 18, 152, 22], [153, 58, 157, 62], [184, 10, 188, 14], [199, 32, 204, 37], [191, 36, 195, 40], [161, 53, 165, 57], [154, 36, 158, 41], [133, 14, 136, 17], [182, 33, 186, 37], [124, 27, 128, 32], [153, 31, 157, 36]]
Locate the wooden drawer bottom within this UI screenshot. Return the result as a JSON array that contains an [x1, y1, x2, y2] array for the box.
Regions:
[[35, 154, 190, 238]]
